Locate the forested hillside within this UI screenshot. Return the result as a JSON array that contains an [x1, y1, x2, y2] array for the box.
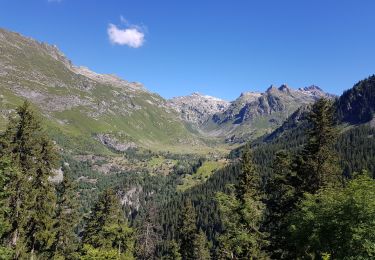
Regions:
[[1, 73, 374, 259]]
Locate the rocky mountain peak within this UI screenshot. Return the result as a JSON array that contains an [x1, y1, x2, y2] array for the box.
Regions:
[[266, 84, 278, 92], [168, 92, 230, 124], [297, 85, 332, 98], [278, 84, 291, 92], [301, 85, 323, 92]]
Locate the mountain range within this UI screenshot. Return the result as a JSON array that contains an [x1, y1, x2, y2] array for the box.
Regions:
[[0, 28, 333, 155]]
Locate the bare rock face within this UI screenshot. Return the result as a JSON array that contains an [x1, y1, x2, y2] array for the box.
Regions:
[[212, 84, 332, 125], [96, 134, 137, 152], [168, 93, 230, 124]]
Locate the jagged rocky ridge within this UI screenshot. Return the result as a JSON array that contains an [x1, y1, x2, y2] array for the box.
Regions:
[[168, 84, 332, 142]]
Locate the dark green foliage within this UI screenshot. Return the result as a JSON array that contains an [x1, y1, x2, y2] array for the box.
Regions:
[[263, 98, 342, 258], [177, 200, 197, 260], [160, 240, 181, 260], [0, 158, 15, 259], [82, 188, 134, 258], [295, 98, 341, 194], [51, 165, 80, 259], [335, 125, 375, 178], [337, 74, 375, 124], [0, 101, 59, 258], [25, 136, 59, 258], [216, 149, 267, 259], [264, 150, 295, 258], [192, 229, 211, 260], [237, 147, 260, 200]]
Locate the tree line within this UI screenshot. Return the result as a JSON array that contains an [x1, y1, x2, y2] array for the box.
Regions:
[[1, 97, 375, 259]]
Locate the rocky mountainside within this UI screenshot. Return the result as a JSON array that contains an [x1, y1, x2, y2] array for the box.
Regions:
[[0, 28, 207, 153], [168, 93, 229, 124], [215, 84, 329, 125], [170, 84, 332, 142]]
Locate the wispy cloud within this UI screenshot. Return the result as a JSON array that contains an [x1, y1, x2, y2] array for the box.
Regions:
[[47, 0, 62, 3], [107, 17, 145, 48]]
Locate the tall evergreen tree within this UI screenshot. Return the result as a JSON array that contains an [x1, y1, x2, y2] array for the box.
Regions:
[[51, 165, 80, 259], [192, 229, 211, 260], [0, 157, 15, 259], [296, 98, 341, 194], [264, 150, 296, 258], [25, 137, 59, 258], [161, 240, 181, 260], [216, 148, 267, 259], [237, 147, 260, 201], [177, 200, 197, 260], [0, 101, 59, 258], [82, 188, 134, 259]]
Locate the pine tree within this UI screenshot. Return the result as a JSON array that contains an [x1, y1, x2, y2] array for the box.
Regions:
[[161, 240, 181, 260], [216, 148, 267, 259], [192, 229, 211, 260], [296, 98, 341, 194], [0, 154, 28, 258], [82, 188, 134, 259], [264, 150, 296, 258], [25, 136, 59, 258], [0, 157, 15, 259], [51, 165, 80, 259], [0, 101, 59, 258], [177, 200, 197, 260], [237, 147, 260, 201]]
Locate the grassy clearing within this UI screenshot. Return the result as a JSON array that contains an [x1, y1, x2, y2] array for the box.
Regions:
[[177, 160, 227, 191]]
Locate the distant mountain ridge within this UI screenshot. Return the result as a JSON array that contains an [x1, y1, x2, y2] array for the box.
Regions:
[[168, 83, 332, 142], [0, 27, 333, 153]]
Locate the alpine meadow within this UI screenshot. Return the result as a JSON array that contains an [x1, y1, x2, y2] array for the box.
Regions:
[[1, 1, 375, 259]]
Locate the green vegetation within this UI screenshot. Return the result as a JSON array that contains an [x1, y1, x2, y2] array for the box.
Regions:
[[1, 28, 375, 259], [177, 160, 226, 191], [289, 173, 375, 259], [216, 149, 267, 259]]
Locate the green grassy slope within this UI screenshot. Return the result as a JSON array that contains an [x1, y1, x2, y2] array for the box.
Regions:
[[0, 28, 214, 154]]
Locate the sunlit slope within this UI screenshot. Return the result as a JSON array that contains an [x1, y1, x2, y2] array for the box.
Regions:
[[0, 28, 209, 153]]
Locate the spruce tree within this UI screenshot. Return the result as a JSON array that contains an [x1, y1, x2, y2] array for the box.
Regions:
[[25, 136, 59, 258], [177, 200, 197, 260], [161, 240, 181, 260], [51, 165, 80, 259], [264, 150, 296, 258], [0, 101, 59, 258], [237, 147, 260, 201], [192, 229, 211, 260], [0, 157, 15, 259], [216, 148, 267, 259], [296, 98, 341, 194], [82, 188, 134, 258]]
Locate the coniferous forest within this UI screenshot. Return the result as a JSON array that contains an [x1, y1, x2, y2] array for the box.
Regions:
[[1, 2, 375, 257], [1, 74, 375, 259]]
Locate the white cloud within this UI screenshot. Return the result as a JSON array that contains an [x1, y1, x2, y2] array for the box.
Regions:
[[107, 19, 145, 48], [48, 0, 62, 3]]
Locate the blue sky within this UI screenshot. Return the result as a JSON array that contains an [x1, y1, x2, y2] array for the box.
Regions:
[[1, 0, 375, 100]]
